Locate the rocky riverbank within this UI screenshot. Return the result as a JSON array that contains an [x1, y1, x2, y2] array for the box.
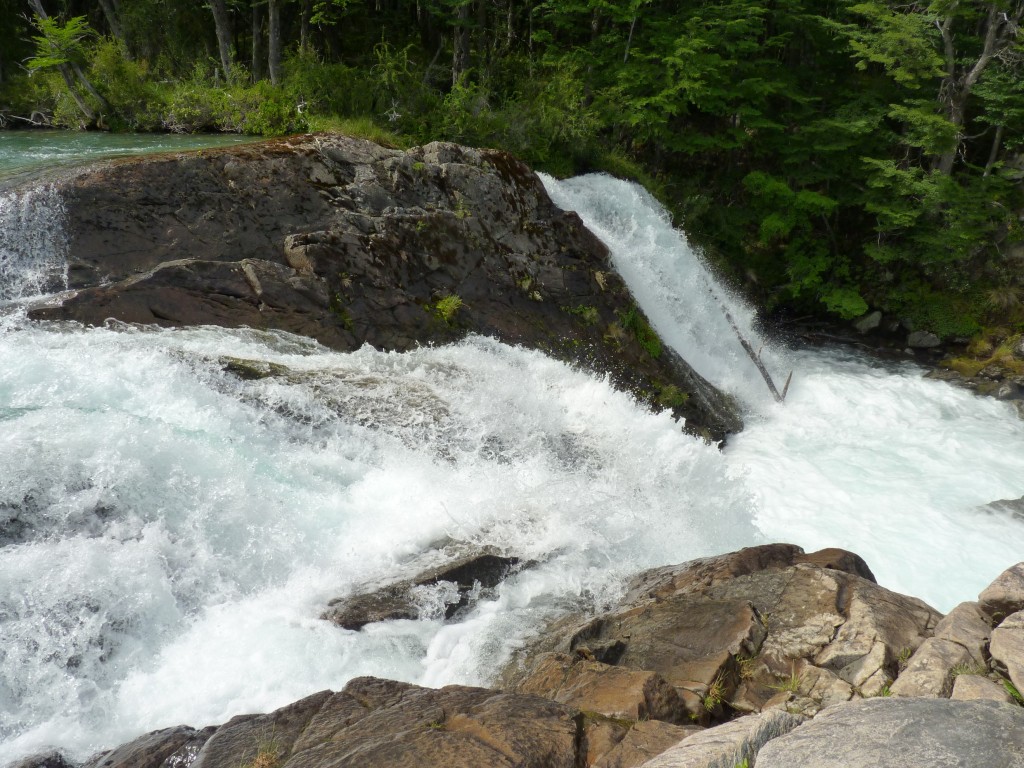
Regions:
[[16, 545, 1024, 768], [20, 133, 739, 442]]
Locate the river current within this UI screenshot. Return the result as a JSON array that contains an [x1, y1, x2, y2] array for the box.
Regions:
[[1, 136, 1023, 763]]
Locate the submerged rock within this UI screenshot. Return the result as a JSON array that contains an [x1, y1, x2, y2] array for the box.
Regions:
[[322, 548, 522, 630], [23, 134, 740, 442]]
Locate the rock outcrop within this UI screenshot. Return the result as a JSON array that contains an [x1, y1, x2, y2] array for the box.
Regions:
[[755, 698, 1024, 768], [27, 549, 1024, 768], [23, 134, 740, 441], [501, 543, 939, 720]]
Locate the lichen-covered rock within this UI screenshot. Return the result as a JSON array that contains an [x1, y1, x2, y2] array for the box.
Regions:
[[23, 134, 740, 442], [755, 698, 1024, 768], [514, 653, 687, 723], [635, 710, 804, 768], [88, 678, 583, 768], [990, 610, 1024, 693], [951, 674, 1015, 704], [888, 637, 974, 698], [501, 544, 937, 720], [979, 563, 1024, 621], [594, 721, 702, 768], [932, 601, 991, 668]]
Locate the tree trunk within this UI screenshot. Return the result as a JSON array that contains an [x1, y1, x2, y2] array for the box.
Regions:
[[300, 0, 311, 51], [452, 0, 469, 86], [268, 0, 281, 85], [984, 124, 1005, 177], [209, 0, 234, 80], [97, 0, 126, 45], [251, 1, 264, 81]]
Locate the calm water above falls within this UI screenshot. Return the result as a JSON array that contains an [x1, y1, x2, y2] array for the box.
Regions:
[[1, 141, 1023, 763]]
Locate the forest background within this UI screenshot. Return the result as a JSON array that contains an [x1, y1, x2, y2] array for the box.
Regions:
[[1, 0, 1023, 340]]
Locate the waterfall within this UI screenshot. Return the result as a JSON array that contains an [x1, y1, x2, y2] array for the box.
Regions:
[[1, 164, 1023, 765], [541, 173, 784, 408], [0, 185, 69, 302]]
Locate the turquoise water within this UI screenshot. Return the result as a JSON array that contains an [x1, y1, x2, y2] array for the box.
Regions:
[[0, 130, 254, 185]]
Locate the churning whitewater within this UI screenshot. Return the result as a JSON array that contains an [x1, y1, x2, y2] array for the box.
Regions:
[[1, 169, 1024, 764]]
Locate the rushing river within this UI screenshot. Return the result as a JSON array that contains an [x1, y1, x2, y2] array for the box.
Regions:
[[1, 136, 1023, 764]]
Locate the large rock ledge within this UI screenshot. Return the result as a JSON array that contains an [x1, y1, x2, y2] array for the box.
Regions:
[[21, 545, 1024, 768], [21, 134, 740, 442]]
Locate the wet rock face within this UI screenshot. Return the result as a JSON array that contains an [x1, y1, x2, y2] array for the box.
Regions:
[[25, 134, 741, 442], [322, 549, 522, 630]]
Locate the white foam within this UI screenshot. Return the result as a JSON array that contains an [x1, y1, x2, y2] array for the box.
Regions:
[[0, 186, 69, 301]]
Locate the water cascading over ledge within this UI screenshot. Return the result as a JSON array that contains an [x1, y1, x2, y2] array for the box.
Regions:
[[13, 134, 741, 443]]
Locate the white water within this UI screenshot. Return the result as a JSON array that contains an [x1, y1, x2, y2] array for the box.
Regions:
[[1, 171, 1023, 764]]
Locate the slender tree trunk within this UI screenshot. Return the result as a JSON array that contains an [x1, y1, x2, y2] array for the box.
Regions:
[[209, 0, 234, 80], [452, 0, 469, 86], [97, 0, 126, 45], [268, 0, 281, 85], [300, 0, 312, 51], [251, 1, 264, 81], [984, 124, 1005, 177]]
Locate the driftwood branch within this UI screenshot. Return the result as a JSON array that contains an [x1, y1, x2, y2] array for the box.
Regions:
[[723, 309, 792, 403]]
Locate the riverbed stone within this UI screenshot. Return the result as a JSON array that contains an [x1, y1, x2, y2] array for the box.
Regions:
[[979, 563, 1024, 620], [635, 710, 804, 768], [755, 698, 1024, 768], [908, 330, 941, 348], [853, 310, 882, 333], [990, 610, 1024, 692]]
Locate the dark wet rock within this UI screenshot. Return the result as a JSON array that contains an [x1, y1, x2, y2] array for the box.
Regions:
[[24, 134, 740, 442], [755, 698, 1024, 768], [85, 726, 215, 768], [907, 330, 941, 348], [8, 752, 77, 768], [322, 548, 522, 630]]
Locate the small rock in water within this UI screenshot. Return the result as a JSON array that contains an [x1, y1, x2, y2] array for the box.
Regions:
[[852, 310, 882, 334], [907, 330, 941, 348]]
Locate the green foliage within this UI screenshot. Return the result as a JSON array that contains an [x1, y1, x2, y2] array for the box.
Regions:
[[430, 294, 464, 325], [3, 0, 1023, 338], [565, 304, 600, 326], [89, 39, 165, 130], [617, 307, 662, 359], [1005, 679, 1024, 706], [27, 15, 94, 71]]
